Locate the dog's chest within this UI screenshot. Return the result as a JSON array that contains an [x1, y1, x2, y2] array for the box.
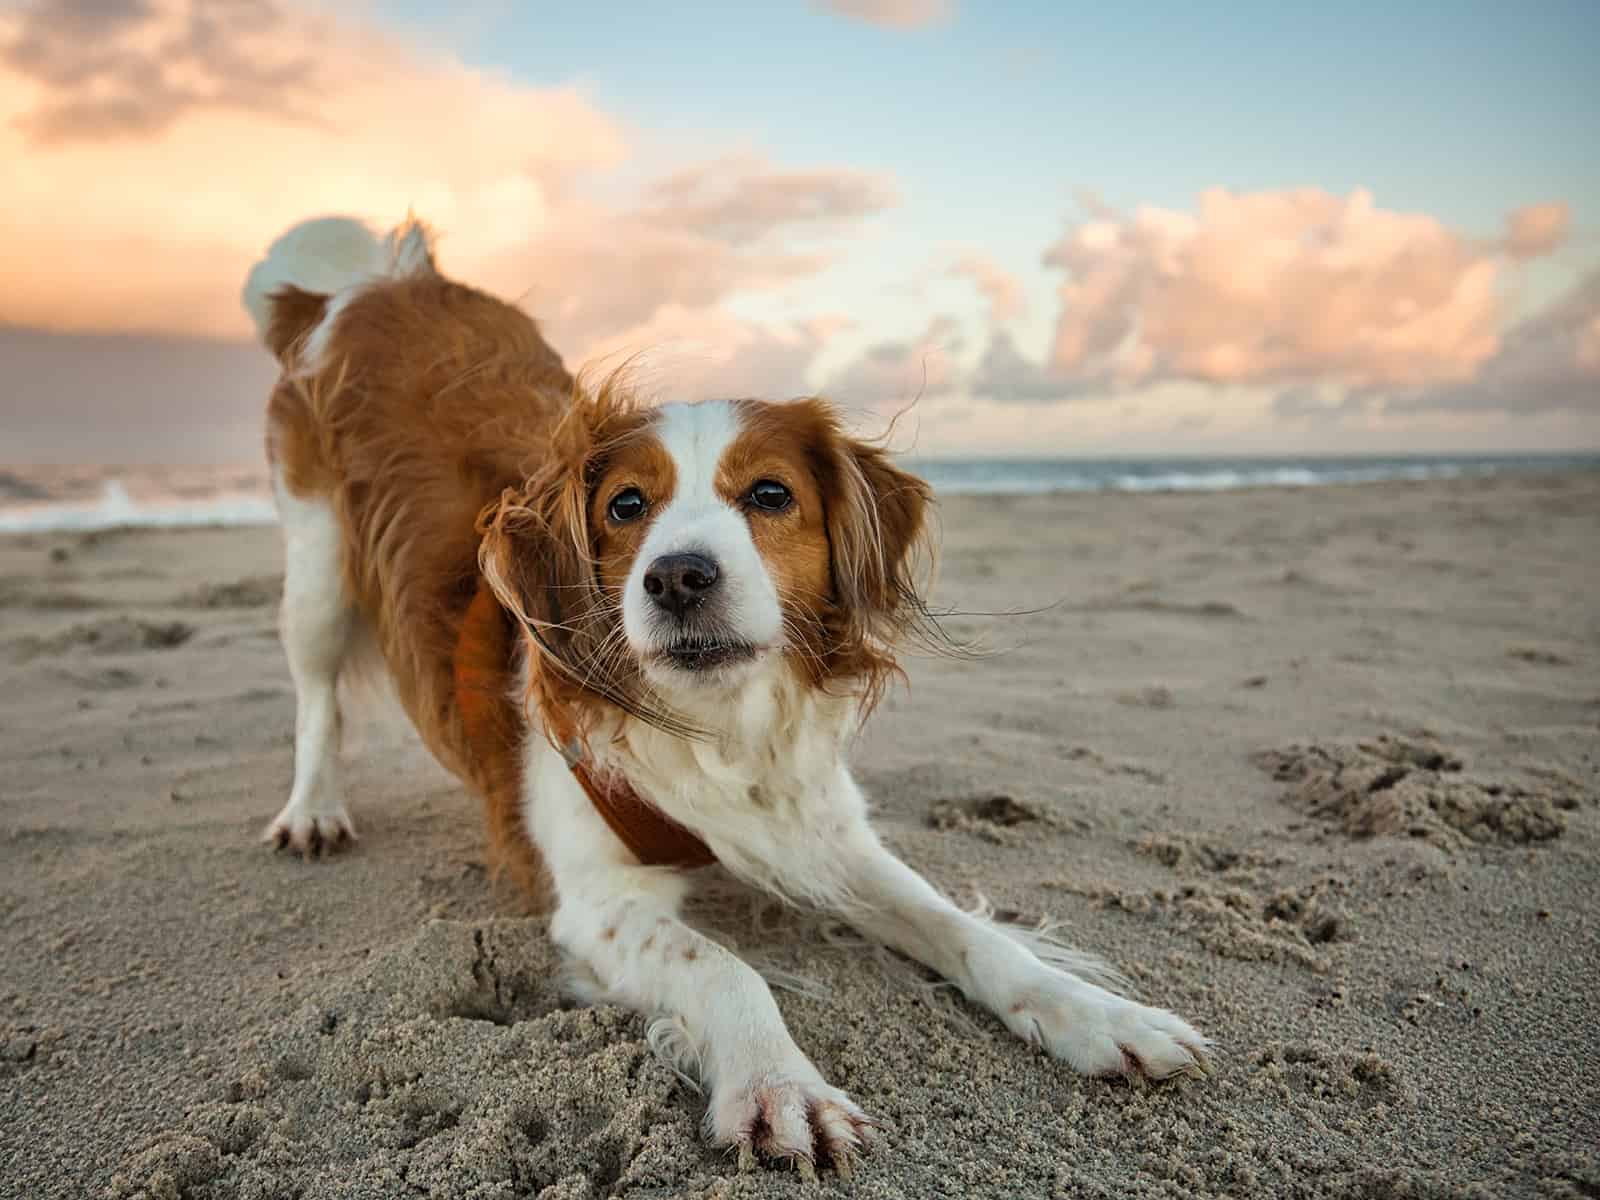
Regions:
[[600, 673, 860, 874]]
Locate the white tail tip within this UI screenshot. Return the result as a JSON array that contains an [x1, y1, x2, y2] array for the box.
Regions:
[[241, 215, 437, 344]]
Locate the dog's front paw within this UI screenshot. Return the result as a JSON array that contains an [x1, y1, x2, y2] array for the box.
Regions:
[[708, 1072, 874, 1178], [1003, 970, 1210, 1081], [262, 798, 356, 857]]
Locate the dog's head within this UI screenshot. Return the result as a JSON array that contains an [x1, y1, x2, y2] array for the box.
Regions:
[[479, 381, 933, 741]]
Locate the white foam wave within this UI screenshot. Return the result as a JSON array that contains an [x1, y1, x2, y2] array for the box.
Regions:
[[920, 460, 1494, 496], [0, 479, 277, 533]]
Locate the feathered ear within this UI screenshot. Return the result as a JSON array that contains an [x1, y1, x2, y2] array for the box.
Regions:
[[827, 436, 934, 622], [807, 407, 938, 710], [477, 466, 597, 743], [476, 371, 696, 742]]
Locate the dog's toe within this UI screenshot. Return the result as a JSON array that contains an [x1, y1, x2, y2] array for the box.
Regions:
[[711, 1075, 873, 1177], [263, 803, 357, 858]]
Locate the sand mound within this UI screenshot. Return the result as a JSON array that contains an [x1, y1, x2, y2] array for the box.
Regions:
[[8, 616, 195, 663], [107, 920, 710, 1200], [175, 576, 283, 609], [927, 793, 1048, 843], [0, 578, 104, 610], [1253, 735, 1580, 846], [1056, 873, 1354, 974], [99, 909, 1454, 1200]]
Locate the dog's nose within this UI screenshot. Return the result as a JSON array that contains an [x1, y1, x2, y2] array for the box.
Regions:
[[643, 553, 719, 617]]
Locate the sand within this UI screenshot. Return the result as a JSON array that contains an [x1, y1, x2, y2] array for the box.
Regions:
[[2, 471, 1598, 1199]]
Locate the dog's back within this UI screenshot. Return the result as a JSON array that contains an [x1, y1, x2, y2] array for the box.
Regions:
[[245, 217, 566, 889]]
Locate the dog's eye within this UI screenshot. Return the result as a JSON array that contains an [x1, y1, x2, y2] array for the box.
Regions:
[[607, 487, 648, 523], [747, 479, 792, 512]]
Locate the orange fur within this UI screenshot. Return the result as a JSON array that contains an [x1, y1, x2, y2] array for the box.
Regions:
[[726, 398, 935, 715], [475, 373, 692, 746], [265, 280, 936, 903], [267, 274, 572, 900]]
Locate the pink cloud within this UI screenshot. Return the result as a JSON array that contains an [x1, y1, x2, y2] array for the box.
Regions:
[[492, 154, 896, 351], [812, 0, 954, 31], [0, 1, 627, 337], [569, 306, 845, 403], [1379, 268, 1599, 414], [949, 253, 1026, 323], [3, 0, 326, 144], [0, 3, 895, 350], [1037, 188, 1560, 392], [637, 153, 898, 246], [969, 189, 1590, 420], [1503, 202, 1571, 259]]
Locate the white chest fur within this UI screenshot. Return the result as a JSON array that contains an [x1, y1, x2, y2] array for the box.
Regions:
[[593, 659, 869, 905]]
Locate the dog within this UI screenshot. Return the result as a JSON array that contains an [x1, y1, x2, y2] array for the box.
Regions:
[[242, 215, 1209, 1176]]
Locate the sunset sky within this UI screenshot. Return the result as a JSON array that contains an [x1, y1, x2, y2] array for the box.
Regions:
[[3, 0, 1596, 463]]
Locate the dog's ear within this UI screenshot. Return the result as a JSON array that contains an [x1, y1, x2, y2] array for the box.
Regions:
[[825, 429, 934, 629], [803, 405, 936, 709], [479, 478, 590, 654], [478, 370, 641, 665], [477, 373, 691, 741], [477, 461, 598, 739]]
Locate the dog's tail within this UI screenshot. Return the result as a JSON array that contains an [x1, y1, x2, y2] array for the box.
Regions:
[[241, 215, 437, 364]]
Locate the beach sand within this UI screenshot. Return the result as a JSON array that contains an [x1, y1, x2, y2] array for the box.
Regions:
[[3, 472, 1597, 1199]]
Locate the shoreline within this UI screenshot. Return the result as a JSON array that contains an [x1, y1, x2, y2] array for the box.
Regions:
[[3, 458, 1598, 536]]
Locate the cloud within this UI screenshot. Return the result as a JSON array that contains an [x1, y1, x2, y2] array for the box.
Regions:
[[637, 153, 898, 246], [1502, 202, 1571, 259], [571, 306, 846, 403], [812, 0, 953, 30], [965, 187, 1592, 423], [821, 315, 963, 411], [969, 329, 1080, 403], [0, 0, 628, 337], [1378, 268, 1600, 414], [949, 253, 1026, 323], [3, 0, 328, 145], [496, 154, 896, 350], [498, 219, 832, 352], [1272, 387, 1372, 423], [0, 1, 897, 365], [1040, 187, 1534, 393]]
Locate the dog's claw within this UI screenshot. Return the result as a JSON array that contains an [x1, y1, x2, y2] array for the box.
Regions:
[[711, 1077, 872, 1178], [1119, 1044, 1150, 1085], [1003, 972, 1210, 1083], [262, 804, 357, 858]]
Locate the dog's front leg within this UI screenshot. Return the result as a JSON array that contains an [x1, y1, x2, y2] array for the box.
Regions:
[[826, 780, 1210, 1080], [526, 743, 871, 1175]]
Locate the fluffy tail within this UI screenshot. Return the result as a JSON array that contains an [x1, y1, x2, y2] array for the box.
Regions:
[[241, 215, 436, 362]]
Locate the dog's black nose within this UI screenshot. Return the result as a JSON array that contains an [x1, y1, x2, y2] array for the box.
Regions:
[[643, 553, 719, 617]]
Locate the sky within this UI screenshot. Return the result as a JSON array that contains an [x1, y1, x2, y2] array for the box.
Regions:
[[2, 0, 1597, 463]]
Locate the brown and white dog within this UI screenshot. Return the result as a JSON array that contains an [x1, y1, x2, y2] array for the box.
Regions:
[[242, 216, 1208, 1176]]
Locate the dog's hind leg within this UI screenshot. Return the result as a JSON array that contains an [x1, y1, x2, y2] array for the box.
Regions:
[[264, 476, 358, 856]]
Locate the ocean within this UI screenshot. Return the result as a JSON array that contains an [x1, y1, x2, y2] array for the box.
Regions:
[[1, 454, 1595, 534]]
